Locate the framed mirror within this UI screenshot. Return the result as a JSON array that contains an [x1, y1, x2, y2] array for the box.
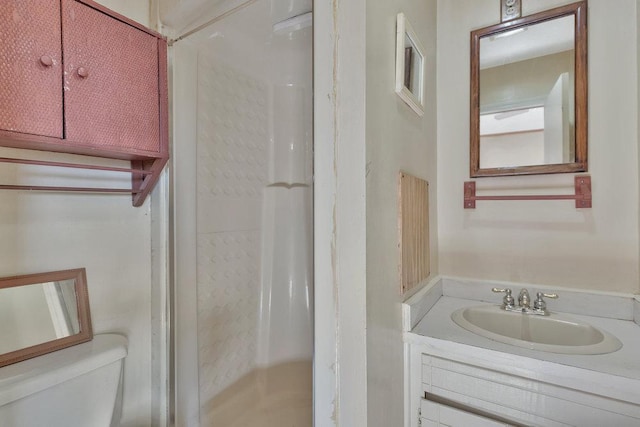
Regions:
[[396, 12, 425, 116], [470, 1, 587, 177], [0, 268, 92, 367]]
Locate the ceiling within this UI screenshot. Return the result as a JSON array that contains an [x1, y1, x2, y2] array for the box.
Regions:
[[480, 15, 575, 69]]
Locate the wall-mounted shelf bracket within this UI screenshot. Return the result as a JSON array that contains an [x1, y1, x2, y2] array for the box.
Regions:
[[0, 156, 168, 200], [464, 175, 592, 209]]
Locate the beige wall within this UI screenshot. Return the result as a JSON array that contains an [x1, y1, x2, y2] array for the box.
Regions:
[[0, 1, 160, 426], [481, 50, 574, 111], [366, 1, 438, 426], [481, 131, 544, 168], [437, 0, 640, 293]]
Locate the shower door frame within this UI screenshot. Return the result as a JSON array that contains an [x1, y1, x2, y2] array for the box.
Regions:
[[169, 0, 368, 426]]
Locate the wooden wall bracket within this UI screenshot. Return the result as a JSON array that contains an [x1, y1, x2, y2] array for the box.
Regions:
[[464, 175, 592, 209]]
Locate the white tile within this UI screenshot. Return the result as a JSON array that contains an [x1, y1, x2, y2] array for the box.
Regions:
[[197, 231, 260, 401], [194, 57, 270, 404]]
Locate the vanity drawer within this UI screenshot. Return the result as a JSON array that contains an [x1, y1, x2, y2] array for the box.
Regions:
[[420, 398, 508, 427], [422, 355, 640, 427]]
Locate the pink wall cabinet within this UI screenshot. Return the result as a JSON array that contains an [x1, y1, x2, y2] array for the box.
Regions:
[[0, 0, 63, 139], [0, 0, 169, 207]]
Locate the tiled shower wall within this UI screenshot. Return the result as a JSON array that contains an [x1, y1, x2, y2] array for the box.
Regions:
[[195, 53, 269, 403]]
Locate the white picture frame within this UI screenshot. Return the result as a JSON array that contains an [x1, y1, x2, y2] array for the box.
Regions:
[[395, 13, 425, 116]]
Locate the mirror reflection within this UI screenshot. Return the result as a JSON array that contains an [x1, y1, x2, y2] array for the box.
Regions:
[[479, 16, 575, 169], [470, 1, 587, 177], [404, 34, 423, 98], [0, 279, 79, 355], [0, 268, 92, 367]]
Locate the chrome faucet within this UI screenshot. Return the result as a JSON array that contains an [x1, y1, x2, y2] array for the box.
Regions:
[[518, 288, 531, 309], [492, 287, 558, 315]]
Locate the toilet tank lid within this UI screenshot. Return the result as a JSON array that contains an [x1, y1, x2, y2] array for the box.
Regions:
[[0, 334, 128, 407]]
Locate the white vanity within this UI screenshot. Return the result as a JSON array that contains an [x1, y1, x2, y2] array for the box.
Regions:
[[403, 277, 640, 427]]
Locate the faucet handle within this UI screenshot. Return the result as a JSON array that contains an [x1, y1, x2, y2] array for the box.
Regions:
[[533, 291, 559, 313], [492, 287, 515, 308]]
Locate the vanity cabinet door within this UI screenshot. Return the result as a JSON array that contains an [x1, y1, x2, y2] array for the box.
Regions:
[[0, 0, 63, 138], [61, 0, 161, 155]]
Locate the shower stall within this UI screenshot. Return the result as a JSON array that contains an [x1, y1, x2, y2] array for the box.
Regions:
[[169, 0, 313, 425]]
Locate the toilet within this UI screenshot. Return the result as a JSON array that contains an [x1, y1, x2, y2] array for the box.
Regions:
[[0, 334, 128, 427]]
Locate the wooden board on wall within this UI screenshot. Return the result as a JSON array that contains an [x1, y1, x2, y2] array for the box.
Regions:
[[398, 172, 430, 294]]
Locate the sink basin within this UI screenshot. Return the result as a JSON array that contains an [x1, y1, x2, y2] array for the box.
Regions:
[[451, 305, 622, 355]]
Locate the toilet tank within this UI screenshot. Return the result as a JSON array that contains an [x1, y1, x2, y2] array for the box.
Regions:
[[0, 334, 127, 427]]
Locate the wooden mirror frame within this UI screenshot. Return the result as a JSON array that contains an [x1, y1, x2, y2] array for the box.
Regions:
[[470, 1, 588, 177], [0, 268, 92, 368]]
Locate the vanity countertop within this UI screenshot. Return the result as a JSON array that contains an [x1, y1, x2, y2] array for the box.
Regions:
[[406, 295, 640, 405]]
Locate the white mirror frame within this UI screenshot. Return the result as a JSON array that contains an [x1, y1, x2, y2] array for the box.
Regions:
[[395, 13, 425, 116]]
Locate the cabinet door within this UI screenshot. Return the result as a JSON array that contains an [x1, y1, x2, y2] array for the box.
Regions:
[[61, 0, 160, 154], [0, 1, 63, 138]]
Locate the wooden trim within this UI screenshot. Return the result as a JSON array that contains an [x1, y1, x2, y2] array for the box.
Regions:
[[470, 28, 481, 178], [470, 1, 588, 178], [0, 268, 93, 368], [573, 1, 588, 172], [472, 161, 586, 177]]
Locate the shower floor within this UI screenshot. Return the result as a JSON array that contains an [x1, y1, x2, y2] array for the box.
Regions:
[[201, 360, 312, 427]]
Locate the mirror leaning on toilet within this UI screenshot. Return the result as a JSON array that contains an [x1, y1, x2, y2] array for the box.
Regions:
[[0, 268, 92, 367]]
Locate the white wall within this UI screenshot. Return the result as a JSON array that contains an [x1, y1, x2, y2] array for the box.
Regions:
[[437, 0, 640, 293], [366, 1, 438, 426], [98, 0, 150, 25], [0, 1, 161, 426], [0, 168, 154, 427]]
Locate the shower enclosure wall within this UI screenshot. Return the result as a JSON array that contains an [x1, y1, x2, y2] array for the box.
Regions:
[[170, 0, 313, 425]]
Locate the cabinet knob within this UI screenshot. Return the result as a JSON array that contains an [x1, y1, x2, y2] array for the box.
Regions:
[[77, 67, 89, 78], [40, 55, 53, 67]]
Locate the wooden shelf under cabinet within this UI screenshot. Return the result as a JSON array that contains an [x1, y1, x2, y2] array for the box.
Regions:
[[0, 0, 168, 207]]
